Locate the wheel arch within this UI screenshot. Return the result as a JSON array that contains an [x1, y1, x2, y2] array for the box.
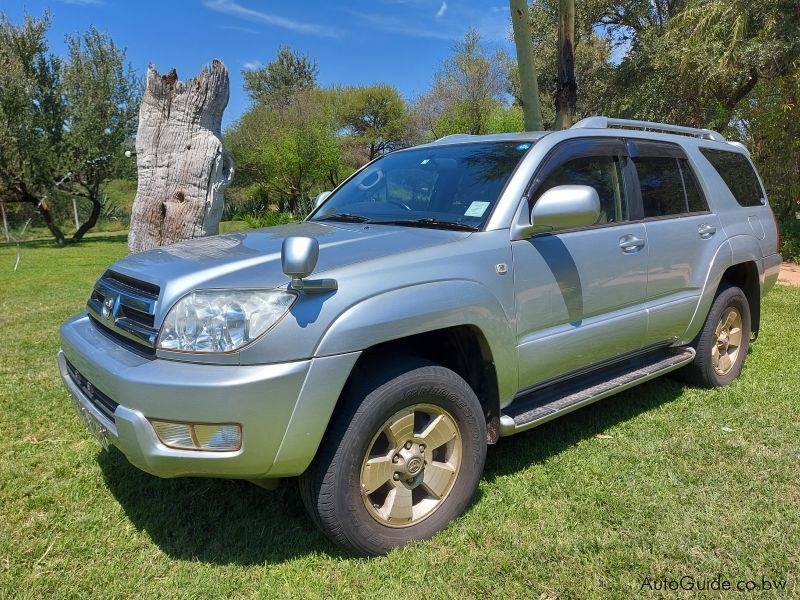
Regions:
[[314, 280, 517, 404], [682, 235, 763, 343]]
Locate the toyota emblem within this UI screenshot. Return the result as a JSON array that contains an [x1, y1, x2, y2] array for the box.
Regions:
[[102, 296, 115, 319]]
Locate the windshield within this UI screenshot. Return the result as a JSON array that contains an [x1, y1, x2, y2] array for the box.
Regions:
[[310, 141, 533, 229]]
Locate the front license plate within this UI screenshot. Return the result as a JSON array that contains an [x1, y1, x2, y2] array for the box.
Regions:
[[72, 396, 110, 450]]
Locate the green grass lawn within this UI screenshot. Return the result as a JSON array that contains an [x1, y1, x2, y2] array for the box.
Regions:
[[1, 235, 798, 598]]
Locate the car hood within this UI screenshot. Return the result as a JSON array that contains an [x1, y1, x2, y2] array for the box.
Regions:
[[108, 221, 470, 311]]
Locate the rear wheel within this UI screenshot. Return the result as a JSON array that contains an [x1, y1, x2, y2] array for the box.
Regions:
[[681, 285, 751, 387], [299, 359, 486, 556]]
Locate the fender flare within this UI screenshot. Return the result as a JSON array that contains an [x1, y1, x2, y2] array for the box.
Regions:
[[314, 279, 518, 402], [681, 235, 763, 343]]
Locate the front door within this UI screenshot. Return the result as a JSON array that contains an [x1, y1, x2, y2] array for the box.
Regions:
[[513, 138, 649, 391]]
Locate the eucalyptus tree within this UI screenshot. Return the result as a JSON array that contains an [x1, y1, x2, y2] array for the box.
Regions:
[[509, 0, 544, 130]]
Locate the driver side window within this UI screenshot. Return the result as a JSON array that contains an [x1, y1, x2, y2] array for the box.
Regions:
[[534, 155, 629, 225]]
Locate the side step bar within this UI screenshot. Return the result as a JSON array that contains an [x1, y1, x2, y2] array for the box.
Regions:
[[499, 347, 695, 436]]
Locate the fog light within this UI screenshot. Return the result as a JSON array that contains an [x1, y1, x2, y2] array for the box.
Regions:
[[150, 420, 242, 452], [194, 423, 241, 450]]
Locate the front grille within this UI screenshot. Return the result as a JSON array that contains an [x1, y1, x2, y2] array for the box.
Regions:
[[87, 270, 160, 352], [65, 359, 119, 423]]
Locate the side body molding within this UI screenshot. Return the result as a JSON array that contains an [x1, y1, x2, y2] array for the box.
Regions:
[[314, 280, 518, 403]]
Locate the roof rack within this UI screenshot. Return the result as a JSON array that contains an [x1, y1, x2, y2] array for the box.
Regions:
[[571, 116, 727, 143]]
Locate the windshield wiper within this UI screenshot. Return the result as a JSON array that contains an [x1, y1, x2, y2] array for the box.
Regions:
[[371, 218, 478, 232], [318, 212, 371, 223]]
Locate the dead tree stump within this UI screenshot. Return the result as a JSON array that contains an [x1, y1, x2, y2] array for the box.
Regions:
[[128, 60, 234, 253]]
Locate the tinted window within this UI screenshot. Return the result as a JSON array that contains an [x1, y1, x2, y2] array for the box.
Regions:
[[680, 160, 708, 213], [635, 156, 686, 217], [535, 155, 628, 224], [699, 148, 764, 207], [313, 142, 532, 227]]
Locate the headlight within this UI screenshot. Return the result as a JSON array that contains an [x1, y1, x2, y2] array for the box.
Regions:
[[157, 289, 296, 353]]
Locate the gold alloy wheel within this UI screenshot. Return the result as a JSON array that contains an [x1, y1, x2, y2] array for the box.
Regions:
[[712, 306, 743, 375], [360, 403, 462, 528]]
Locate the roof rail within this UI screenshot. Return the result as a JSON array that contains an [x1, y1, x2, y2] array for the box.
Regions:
[[571, 116, 727, 143]]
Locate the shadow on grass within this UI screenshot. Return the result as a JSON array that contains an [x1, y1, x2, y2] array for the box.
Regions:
[[482, 377, 685, 481], [1, 233, 128, 249], [98, 450, 341, 564], [97, 376, 685, 564]]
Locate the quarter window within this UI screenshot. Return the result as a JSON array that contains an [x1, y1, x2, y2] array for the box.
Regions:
[[699, 148, 765, 207], [535, 155, 628, 224]]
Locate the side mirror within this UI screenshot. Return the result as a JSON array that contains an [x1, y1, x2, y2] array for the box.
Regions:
[[314, 191, 332, 208], [281, 236, 319, 281], [281, 236, 337, 293], [530, 185, 600, 231]]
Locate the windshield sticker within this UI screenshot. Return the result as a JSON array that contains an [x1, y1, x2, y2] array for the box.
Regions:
[[516, 143, 532, 151], [465, 201, 490, 217]]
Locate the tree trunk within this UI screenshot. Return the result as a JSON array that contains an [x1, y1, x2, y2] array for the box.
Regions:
[[71, 196, 102, 243], [128, 60, 234, 254], [510, 0, 544, 131], [554, 0, 577, 130]]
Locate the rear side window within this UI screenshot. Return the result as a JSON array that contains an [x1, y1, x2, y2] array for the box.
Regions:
[[634, 156, 686, 217], [699, 148, 765, 207]]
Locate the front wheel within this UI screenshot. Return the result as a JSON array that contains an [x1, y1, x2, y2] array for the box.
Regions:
[[299, 360, 487, 556], [681, 285, 751, 387]]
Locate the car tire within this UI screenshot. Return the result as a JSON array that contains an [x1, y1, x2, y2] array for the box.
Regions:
[[298, 358, 487, 556], [680, 285, 751, 387]]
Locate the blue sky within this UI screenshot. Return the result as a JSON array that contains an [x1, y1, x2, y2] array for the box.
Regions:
[[4, 0, 514, 129]]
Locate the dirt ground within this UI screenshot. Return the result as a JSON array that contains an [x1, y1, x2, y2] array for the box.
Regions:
[[778, 262, 800, 286]]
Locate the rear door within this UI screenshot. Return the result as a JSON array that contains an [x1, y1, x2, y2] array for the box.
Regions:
[[513, 138, 649, 391], [629, 140, 723, 345]]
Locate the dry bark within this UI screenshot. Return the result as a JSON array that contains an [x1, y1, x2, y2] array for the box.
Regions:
[[128, 60, 233, 253], [554, 0, 577, 130]]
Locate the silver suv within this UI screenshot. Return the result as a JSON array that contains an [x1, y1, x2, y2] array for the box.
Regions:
[[59, 117, 781, 555]]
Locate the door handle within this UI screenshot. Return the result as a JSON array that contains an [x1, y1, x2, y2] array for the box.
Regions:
[[619, 235, 645, 253], [698, 223, 716, 238]]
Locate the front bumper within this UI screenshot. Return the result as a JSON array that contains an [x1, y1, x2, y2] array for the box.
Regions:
[[59, 313, 360, 479]]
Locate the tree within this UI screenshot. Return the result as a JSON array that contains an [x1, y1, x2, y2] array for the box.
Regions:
[[667, 0, 800, 129], [336, 84, 410, 162], [0, 12, 67, 243], [243, 46, 318, 107], [128, 62, 233, 253], [226, 89, 341, 215], [510, 0, 612, 129], [509, 0, 544, 131], [61, 27, 140, 243], [415, 29, 510, 138], [0, 12, 141, 245], [554, 0, 577, 129]]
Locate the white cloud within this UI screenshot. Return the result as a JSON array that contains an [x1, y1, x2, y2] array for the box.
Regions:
[[242, 60, 263, 71], [348, 10, 455, 40], [203, 0, 341, 38], [350, 2, 510, 43], [218, 24, 258, 34]]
